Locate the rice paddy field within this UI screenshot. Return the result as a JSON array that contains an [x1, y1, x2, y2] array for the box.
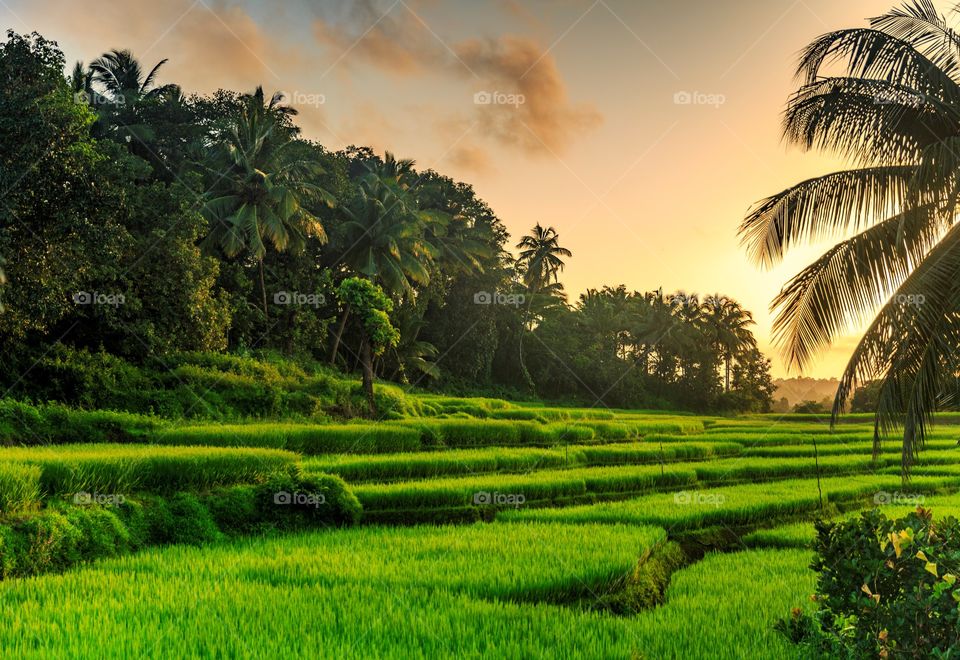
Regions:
[[4, 394, 960, 658]]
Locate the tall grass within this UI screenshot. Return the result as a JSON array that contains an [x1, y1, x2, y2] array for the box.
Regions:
[[154, 423, 423, 454], [0, 463, 41, 514], [499, 475, 956, 530], [0, 523, 666, 657], [0, 445, 297, 495]]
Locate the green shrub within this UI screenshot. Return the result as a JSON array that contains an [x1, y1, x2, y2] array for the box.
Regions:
[[59, 506, 130, 560], [255, 473, 361, 527], [1, 510, 81, 576], [202, 485, 260, 534], [166, 493, 223, 545], [0, 462, 41, 514], [778, 508, 960, 657]]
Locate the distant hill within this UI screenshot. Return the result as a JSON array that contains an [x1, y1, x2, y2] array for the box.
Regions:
[[772, 377, 840, 411]]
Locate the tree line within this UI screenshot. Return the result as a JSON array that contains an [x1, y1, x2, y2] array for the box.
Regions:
[[0, 31, 774, 414]]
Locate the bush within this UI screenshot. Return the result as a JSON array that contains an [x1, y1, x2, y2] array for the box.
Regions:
[[59, 505, 130, 560], [779, 508, 960, 657], [0, 463, 41, 514], [166, 493, 222, 545], [255, 473, 361, 527]]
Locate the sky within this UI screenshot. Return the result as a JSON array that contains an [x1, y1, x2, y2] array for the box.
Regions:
[[1, 0, 933, 378]]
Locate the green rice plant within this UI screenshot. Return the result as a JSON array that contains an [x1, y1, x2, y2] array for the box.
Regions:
[[353, 472, 588, 510], [0, 463, 41, 514], [561, 465, 698, 494], [701, 431, 871, 447], [691, 455, 890, 484], [154, 423, 423, 454], [500, 475, 954, 530], [353, 464, 697, 512], [302, 447, 572, 482], [0, 522, 668, 657], [627, 549, 816, 659], [744, 492, 960, 549], [392, 419, 523, 448], [546, 423, 595, 444], [0, 445, 298, 496], [0, 399, 161, 445], [570, 421, 636, 440], [579, 441, 742, 465]]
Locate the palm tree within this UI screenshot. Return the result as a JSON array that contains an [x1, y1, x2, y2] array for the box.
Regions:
[[516, 223, 572, 291], [202, 86, 335, 319], [515, 224, 572, 389], [86, 50, 180, 145], [328, 176, 437, 365], [740, 0, 960, 471], [699, 295, 757, 392]]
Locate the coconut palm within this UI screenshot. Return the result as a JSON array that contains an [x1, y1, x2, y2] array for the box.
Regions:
[[328, 176, 438, 365], [740, 0, 960, 470], [699, 295, 757, 392], [515, 224, 572, 389], [86, 50, 180, 145], [89, 49, 175, 101], [516, 223, 572, 291], [202, 86, 335, 319]]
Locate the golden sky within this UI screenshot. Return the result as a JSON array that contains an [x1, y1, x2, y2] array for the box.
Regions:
[[2, 0, 928, 378]]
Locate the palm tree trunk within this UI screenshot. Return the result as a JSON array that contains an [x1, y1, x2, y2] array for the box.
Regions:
[[360, 334, 376, 417], [725, 355, 731, 393], [329, 303, 351, 366], [259, 258, 269, 321], [518, 294, 536, 393]]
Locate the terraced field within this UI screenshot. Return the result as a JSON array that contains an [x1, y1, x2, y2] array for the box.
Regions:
[[3, 396, 960, 658]]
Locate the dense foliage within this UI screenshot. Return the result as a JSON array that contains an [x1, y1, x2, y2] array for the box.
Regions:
[[780, 508, 960, 658], [0, 30, 771, 414]]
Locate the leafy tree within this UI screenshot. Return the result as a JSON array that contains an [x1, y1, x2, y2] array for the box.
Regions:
[[0, 32, 227, 358], [741, 1, 960, 471], [328, 170, 438, 365], [336, 277, 399, 415], [202, 86, 335, 320]]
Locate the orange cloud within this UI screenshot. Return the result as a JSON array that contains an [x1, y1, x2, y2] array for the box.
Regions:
[[455, 36, 602, 154], [310, 1, 600, 155]]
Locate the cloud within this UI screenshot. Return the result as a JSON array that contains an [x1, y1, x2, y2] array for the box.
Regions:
[[310, 1, 601, 155], [13, 0, 312, 95], [448, 143, 493, 175], [311, 0, 437, 76], [455, 36, 601, 154]]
